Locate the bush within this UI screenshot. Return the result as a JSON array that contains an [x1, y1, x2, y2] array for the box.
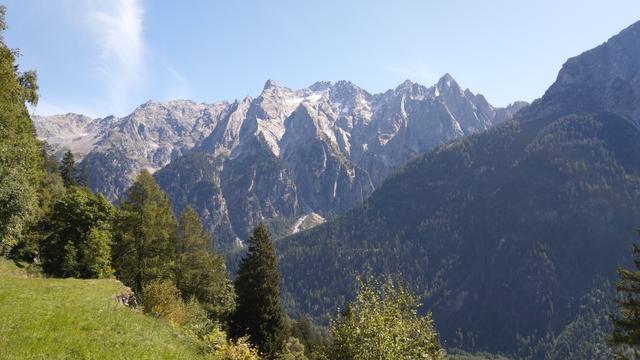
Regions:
[[182, 298, 216, 338], [327, 278, 445, 360], [213, 335, 260, 360], [142, 281, 184, 324], [196, 326, 259, 359], [278, 337, 308, 360]]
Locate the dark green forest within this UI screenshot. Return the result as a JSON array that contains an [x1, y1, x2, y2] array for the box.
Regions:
[[277, 111, 640, 357]]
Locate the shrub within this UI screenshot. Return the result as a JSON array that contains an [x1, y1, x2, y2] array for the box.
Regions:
[[182, 298, 216, 338], [214, 335, 260, 360], [327, 278, 445, 360], [142, 281, 184, 324]]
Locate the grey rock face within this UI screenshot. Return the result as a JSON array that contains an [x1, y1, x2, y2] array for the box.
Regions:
[[34, 76, 526, 248], [34, 100, 230, 200], [521, 20, 640, 124]]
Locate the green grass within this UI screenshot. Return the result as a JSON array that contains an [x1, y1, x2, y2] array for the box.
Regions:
[[0, 258, 207, 359]]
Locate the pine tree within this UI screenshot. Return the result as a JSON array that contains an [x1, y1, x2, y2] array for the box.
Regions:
[[176, 206, 235, 321], [59, 150, 77, 188], [112, 170, 177, 295], [231, 223, 287, 358], [609, 240, 640, 359]]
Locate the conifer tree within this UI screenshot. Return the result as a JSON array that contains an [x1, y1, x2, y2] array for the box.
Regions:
[[609, 240, 640, 359], [231, 223, 286, 358], [59, 150, 77, 188], [112, 170, 177, 295], [176, 206, 235, 321]]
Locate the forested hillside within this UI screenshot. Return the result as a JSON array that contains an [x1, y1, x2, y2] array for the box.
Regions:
[[277, 21, 640, 358]]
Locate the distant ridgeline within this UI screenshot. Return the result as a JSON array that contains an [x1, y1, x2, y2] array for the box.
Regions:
[[33, 77, 525, 249], [277, 20, 640, 358]]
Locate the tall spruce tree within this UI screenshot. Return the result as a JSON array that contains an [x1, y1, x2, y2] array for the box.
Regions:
[[112, 170, 177, 295], [59, 150, 77, 188], [609, 240, 640, 359], [0, 5, 43, 256], [231, 223, 286, 358], [176, 206, 235, 321]]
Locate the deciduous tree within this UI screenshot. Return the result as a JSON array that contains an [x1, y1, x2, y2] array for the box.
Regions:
[[40, 186, 115, 278], [327, 278, 445, 360]]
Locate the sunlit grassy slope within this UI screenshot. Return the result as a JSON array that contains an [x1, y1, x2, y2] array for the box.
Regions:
[[0, 259, 206, 359]]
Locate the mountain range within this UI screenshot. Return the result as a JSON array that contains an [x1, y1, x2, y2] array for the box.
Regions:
[[30, 14, 640, 360], [276, 20, 640, 358], [34, 76, 526, 248]]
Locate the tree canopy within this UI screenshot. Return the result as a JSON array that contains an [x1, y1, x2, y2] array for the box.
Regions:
[[327, 278, 445, 360], [40, 186, 115, 278], [112, 170, 177, 295], [0, 5, 43, 256], [176, 206, 235, 320]]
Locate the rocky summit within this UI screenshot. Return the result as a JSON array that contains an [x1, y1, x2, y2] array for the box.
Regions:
[[34, 76, 526, 248]]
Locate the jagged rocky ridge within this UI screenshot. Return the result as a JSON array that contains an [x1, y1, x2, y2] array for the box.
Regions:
[[33, 76, 526, 247], [33, 100, 230, 198]]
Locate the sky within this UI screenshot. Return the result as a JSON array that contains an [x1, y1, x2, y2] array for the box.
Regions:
[[4, 0, 640, 118]]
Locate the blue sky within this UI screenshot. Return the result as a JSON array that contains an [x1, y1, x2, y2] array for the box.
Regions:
[[5, 0, 640, 117]]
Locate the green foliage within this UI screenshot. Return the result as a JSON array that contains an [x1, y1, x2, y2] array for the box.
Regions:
[[10, 147, 66, 262], [519, 280, 614, 360], [80, 226, 115, 279], [176, 206, 235, 321], [113, 170, 177, 295], [0, 6, 44, 256], [0, 170, 38, 255], [231, 223, 287, 358], [208, 331, 260, 360], [177, 299, 261, 359], [609, 242, 640, 359], [325, 278, 445, 360], [142, 280, 185, 324], [446, 349, 510, 360], [279, 337, 308, 360], [40, 186, 115, 278], [182, 298, 218, 338], [289, 316, 329, 357], [59, 150, 77, 188]]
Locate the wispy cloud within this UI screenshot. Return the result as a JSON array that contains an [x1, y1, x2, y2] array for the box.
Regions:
[[87, 0, 144, 115], [32, 0, 190, 117]]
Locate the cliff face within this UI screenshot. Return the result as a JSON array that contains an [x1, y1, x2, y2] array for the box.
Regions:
[[35, 77, 525, 247]]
